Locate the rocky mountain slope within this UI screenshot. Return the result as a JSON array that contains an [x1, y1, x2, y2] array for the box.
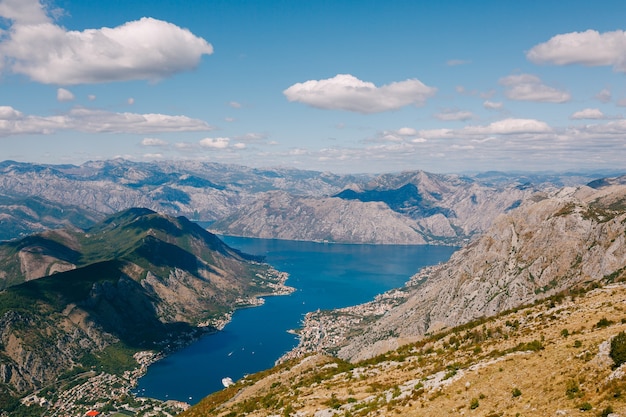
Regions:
[[284, 183, 626, 363], [0, 195, 102, 241], [211, 171, 551, 245], [183, 281, 626, 417], [0, 208, 290, 408], [0, 159, 610, 244]]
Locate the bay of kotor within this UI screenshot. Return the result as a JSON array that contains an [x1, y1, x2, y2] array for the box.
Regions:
[[134, 237, 457, 403]]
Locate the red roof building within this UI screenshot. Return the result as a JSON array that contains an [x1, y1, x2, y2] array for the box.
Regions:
[[85, 411, 100, 417]]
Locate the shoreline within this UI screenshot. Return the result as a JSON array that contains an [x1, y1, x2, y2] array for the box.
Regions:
[[32, 265, 295, 417]]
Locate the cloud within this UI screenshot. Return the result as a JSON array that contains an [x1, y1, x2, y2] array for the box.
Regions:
[[141, 138, 168, 146], [567, 119, 626, 139], [0, 0, 213, 84], [65, 108, 213, 133], [434, 109, 474, 121], [417, 118, 552, 139], [57, 88, 74, 102], [199, 137, 230, 149], [483, 100, 503, 110], [499, 73, 570, 103], [127, 98, 135, 105], [234, 132, 267, 141], [87, 94, 96, 101], [229, 101, 242, 109], [0, 105, 213, 136], [595, 88, 612, 103], [462, 118, 552, 135], [0, 0, 49, 25], [527, 29, 626, 72], [570, 108, 606, 120], [397, 127, 418, 136], [283, 73, 437, 113]]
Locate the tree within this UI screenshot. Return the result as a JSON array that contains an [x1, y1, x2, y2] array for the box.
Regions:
[[610, 331, 626, 368]]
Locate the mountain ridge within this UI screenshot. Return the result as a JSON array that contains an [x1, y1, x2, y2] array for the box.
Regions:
[[0, 159, 615, 245], [283, 183, 626, 363], [0, 208, 291, 410]]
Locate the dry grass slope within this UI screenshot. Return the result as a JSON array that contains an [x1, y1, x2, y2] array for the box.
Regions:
[[183, 280, 626, 417]]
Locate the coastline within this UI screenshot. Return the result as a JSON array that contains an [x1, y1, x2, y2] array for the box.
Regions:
[[32, 265, 295, 417]]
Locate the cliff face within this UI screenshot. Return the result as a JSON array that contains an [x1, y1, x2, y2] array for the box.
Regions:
[[0, 209, 286, 398], [289, 184, 626, 362]]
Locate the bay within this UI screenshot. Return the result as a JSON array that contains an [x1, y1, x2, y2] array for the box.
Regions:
[[133, 237, 457, 404]]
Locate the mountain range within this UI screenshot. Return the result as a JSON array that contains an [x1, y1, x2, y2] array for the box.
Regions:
[[0, 208, 289, 412], [0, 159, 613, 245], [2, 159, 626, 416], [181, 177, 626, 417], [284, 180, 626, 362]]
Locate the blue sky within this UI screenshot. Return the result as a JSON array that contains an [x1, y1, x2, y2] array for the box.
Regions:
[[1, 0, 626, 173]]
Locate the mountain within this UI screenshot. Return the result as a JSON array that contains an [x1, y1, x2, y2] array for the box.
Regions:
[[0, 159, 612, 244], [182, 182, 626, 417], [284, 183, 626, 363], [0, 159, 360, 226], [212, 171, 548, 245], [0, 195, 102, 241], [183, 280, 626, 417], [0, 208, 290, 409], [210, 190, 432, 244]]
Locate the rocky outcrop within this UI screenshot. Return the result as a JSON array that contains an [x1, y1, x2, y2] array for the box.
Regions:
[[288, 184, 626, 362]]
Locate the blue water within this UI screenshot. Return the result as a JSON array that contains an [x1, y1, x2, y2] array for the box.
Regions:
[[133, 237, 457, 403]]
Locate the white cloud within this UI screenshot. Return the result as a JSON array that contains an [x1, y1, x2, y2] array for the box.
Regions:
[[499, 73, 570, 103], [527, 29, 626, 72], [570, 108, 606, 120], [87, 94, 96, 101], [462, 118, 552, 135], [235, 132, 267, 141], [143, 153, 164, 159], [0, 106, 59, 135], [0, 0, 49, 25], [141, 138, 168, 146], [434, 109, 474, 121], [199, 137, 230, 149], [127, 98, 135, 105], [233, 143, 246, 149], [174, 142, 195, 150], [397, 127, 418, 136], [65, 108, 213, 133], [417, 118, 552, 140], [56, 88, 74, 102], [283, 73, 437, 113], [595, 88, 612, 103], [0, 105, 213, 136], [0, 0, 213, 84], [229, 101, 242, 109], [567, 119, 626, 138], [483, 100, 503, 110]]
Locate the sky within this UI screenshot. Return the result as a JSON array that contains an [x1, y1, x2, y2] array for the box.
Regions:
[[1, 0, 626, 174]]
